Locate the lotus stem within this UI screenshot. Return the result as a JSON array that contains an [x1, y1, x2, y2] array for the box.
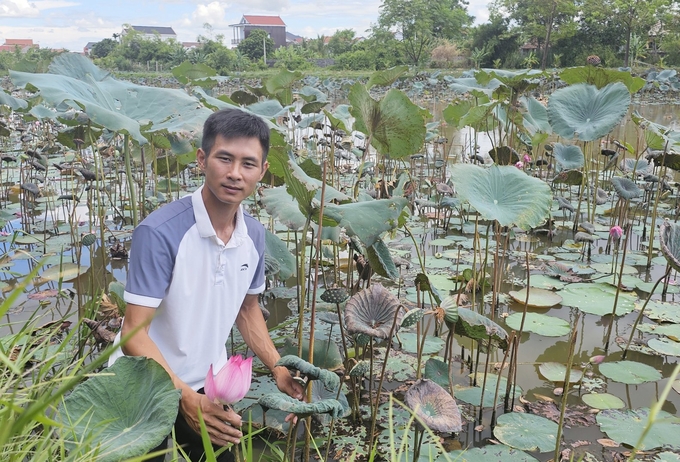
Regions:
[[604, 222, 633, 351], [647, 160, 668, 268], [296, 216, 311, 359], [622, 266, 671, 360], [491, 331, 514, 426], [517, 250, 531, 337], [553, 313, 579, 462], [123, 134, 138, 227], [478, 334, 492, 422]]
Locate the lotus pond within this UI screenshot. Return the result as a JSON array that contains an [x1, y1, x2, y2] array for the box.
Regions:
[[2, 55, 680, 462]]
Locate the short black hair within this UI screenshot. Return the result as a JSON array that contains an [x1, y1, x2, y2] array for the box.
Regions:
[[201, 109, 270, 162]]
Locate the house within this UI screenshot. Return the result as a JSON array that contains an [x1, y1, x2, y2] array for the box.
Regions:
[[0, 39, 38, 53], [123, 25, 177, 42], [83, 41, 97, 55], [182, 42, 201, 50], [286, 31, 304, 45], [230, 15, 286, 48]]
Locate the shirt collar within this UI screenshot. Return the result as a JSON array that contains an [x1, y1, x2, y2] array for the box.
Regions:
[[192, 185, 247, 246]]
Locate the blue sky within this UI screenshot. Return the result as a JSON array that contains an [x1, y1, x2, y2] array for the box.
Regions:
[[0, 0, 491, 52]]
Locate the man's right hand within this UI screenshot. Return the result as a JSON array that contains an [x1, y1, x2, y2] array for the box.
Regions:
[[180, 389, 243, 446]]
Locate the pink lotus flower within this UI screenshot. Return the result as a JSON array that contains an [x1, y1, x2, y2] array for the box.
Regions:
[[609, 225, 623, 241], [204, 355, 253, 405], [523, 154, 532, 163], [515, 161, 524, 169], [589, 355, 606, 365]]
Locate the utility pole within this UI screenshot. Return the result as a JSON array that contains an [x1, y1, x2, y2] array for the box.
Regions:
[[263, 35, 267, 65]]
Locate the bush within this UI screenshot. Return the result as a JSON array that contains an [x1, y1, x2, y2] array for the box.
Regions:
[[334, 50, 374, 71], [430, 41, 463, 68], [272, 46, 313, 70]]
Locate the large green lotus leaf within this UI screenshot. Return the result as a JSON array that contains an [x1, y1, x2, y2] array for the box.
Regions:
[[298, 85, 327, 103], [455, 373, 522, 408], [599, 360, 661, 384], [637, 323, 680, 340], [246, 100, 292, 118], [366, 65, 409, 89], [538, 362, 583, 383], [547, 82, 631, 142], [39, 262, 88, 282], [642, 300, 680, 323], [493, 412, 558, 452], [349, 83, 426, 159], [611, 176, 642, 200], [447, 77, 501, 97], [366, 238, 399, 279], [553, 143, 584, 169], [648, 337, 680, 356], [0, 90, 28, 110], [659, 220, 680, 273], [171, 61, 217, 85], [323, 198, 407, 248], [264, 229, 295, 280], [450, 164, 552, 230], [258, 187, 305, 230], [505, 313, 570, 337], [454, 308, 508, 348], [480, 69, 545, 90], [657, 452, 680, 462], [448, 445, 539, 461], [265, 69, 302, 106], [582, 392, 625, 410], [597, 408, 680, 450], [56, 357, 180, 462], [559, 66, 646, 93], [259, 393, 345, 418], [520, 96, 551, 136], [324, 104, 351, 131], [557, 282, 637, 316], [11, 53, 213, 145], [508, 288, 562, 308]]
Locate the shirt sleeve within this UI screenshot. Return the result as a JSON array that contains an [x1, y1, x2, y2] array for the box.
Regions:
[[247, 225, 266, 295], [124, 224, 175, 307]]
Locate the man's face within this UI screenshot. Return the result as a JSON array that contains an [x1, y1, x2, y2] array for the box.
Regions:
[[197, 135, 268, 206]]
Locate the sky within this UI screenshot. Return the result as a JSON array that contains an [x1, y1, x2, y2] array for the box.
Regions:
[[0, 0, 492, 53]]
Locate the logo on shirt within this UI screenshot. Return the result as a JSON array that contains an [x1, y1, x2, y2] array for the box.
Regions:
[[240, 263, 249, 271]]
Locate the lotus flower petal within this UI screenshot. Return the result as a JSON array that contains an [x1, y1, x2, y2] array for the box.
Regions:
[[205, 355, 253, 405], [405, 379, 462, 433], [344, 284, 403, 339]]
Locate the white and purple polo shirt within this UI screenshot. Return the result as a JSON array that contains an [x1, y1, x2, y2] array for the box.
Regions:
[[108, 185, 265, 390]]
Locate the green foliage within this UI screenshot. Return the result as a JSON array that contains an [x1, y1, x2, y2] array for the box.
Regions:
[[90, 38, 117, 59], [272, 45, 313, 70], [334, 50, 374, 70], [328, 29, 356, 56], [237, 29, 275, 62]]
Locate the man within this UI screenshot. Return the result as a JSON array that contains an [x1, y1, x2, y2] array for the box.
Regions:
[[109, 109, 304, 461]]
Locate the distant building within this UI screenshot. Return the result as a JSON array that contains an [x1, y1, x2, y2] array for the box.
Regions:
[[0, 39, 38, 53], [123, 25, 177, 41], [286, 31, 304, 45], [230, 15, 286, 48], [83, 41, 97, 55], [182, 41, 201, 50]]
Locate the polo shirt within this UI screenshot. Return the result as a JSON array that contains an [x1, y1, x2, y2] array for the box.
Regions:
[[108, 185, 265, 390]]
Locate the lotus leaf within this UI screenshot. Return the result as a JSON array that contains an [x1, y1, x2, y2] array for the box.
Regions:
[[648, 337, 680, 356], [597, 408, 680, 450], [264, 69, 302, 106], [656, 452, 680, 462], [259, 186, 307, 230], [455, 308, 508, 348], [547, 82, 631, 141], [230, 90, 258, 106], [399, 332, 445, 355], [280, 339, 343, 370], [400, 308, 425, 329], [39, 263, 87, 282], [552, 169, 584, 186], [348, 83, 426, 159], [171, 61, 216, 86], [56, 357, 180, 462], [559, 66, 646, 93], [538, 362, 583, 383], [489, 146, 520, 165], [553, 143, 585, 170], [557, 282, 637, 316], [424, 358, 450, 388], [298, 85, 327, 103], [450, 164, 552, 230], [0, 90, 28, 110], [455, 373, 522, 408], [349, 360, 370, 377], [582, 392, 625, 410], [301, 101, 328, 114], [521, 96, 551, 136], [275, 355, 339, 391], [366, 65, 409, 89], [642, 300, 680, 323], [448, 445, 539, 461], [264, 230, 295, 280], [344, 284, 403, 339], [505, 313, 570, 337], [599, 360, 661, 384], [404, 379, 462, 433], [493, 412, 558, 452], [659, 220, 680, 272], [311, 380, 350, 425], [508, 288, 563, 308], [611, 176, 642, 200], [258, 393, 345, 419], [619, 158, 653, 175]]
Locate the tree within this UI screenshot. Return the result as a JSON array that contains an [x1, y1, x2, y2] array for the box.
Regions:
[[377, 0, 472, 66], [328, 29, 355, 56], [91, 38, 118, 59], [237, 29, 275, 62], [469, 14, 522, 68]]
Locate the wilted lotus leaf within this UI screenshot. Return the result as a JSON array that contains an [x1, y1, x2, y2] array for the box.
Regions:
[[258, 393, 345, 419], [400, 308, 425, 329], [611, 176, 641, 200], [318, 312, 340, 325], [574, 232, 596, 243], [659, 220, 680, 273], [545, 262, 582, 283], [275, 355, 339, 391], [311, 379, 350, 425], [344, 284, 403, 339], [593, 187, 608, 205], [404, 379, 462, 433]]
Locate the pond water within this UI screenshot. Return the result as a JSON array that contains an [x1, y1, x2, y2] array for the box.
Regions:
[[3, 98, 680, 461]]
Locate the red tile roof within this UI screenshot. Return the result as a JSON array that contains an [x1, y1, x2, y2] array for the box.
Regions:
[[243, 15, 285, 26], [3, 39, 34, 46]]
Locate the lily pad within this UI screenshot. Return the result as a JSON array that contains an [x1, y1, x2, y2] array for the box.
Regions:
[[493, 412, 559, 452], [56, 357, 181, 462], [597, 408, 680, 450], [455, 374, 522, 408], [505, 313, 570, 337], [599, 360, 661, 384], [582, 392, 625, 410], [450, 164, 552, 231], [648, 337, 680, 356], [448, 445, 539, 461], [508, 288, 562, 308], [538, 362, 583, 383], [39, 262, 88, 282], [557, 282, 637, 316], [399, 332, 445, 355]]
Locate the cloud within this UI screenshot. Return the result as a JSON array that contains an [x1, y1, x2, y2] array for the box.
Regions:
[[0, 0, 39, 17]]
